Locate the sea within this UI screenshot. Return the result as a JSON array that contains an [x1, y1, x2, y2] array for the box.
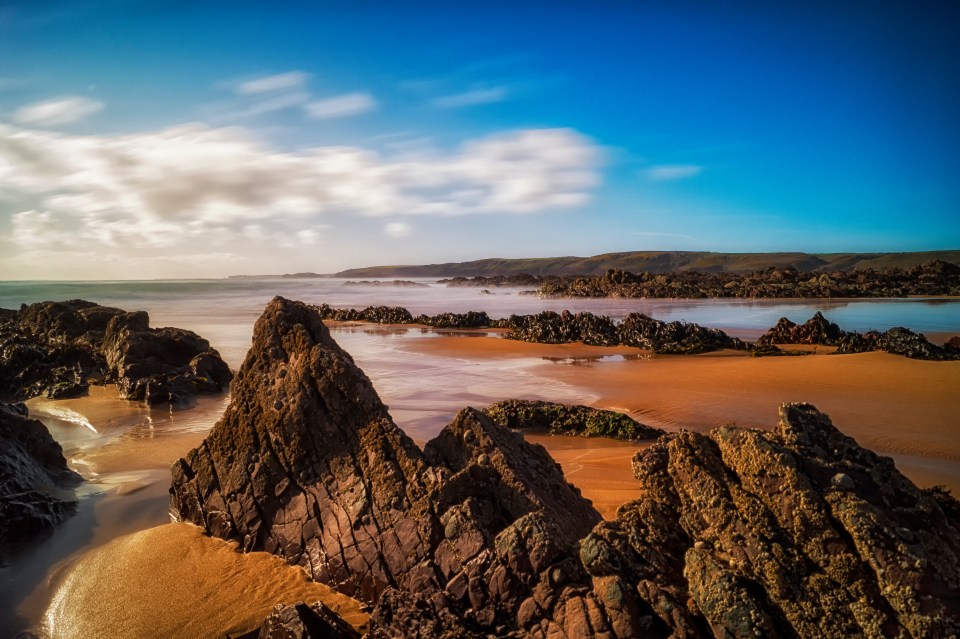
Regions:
[[1, 278, 959, 636]]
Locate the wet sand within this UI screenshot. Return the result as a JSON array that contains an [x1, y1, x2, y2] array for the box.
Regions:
[[526, 434, 648, 519], [45, 523, 368, 639], [405, 336, 960, 493]]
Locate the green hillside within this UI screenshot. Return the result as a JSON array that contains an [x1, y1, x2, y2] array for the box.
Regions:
[[335, 250, 960, 278]]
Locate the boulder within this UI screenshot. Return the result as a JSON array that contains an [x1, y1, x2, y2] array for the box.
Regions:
[[0, 300, 232, 404], [0, 402, 82, 556]]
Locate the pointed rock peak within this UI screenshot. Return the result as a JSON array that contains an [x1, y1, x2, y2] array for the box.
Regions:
[[426, 407, 602, 545]]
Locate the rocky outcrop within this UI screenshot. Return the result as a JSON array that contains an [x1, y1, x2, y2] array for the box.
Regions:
[[0, 300, 232, 404], [0, 402, 82, 556], [757, 311, 845, 346], [616, 312, 750, 354], [173, 299, 960, 638], [254, 601, 361, 639], [484, 399, 663, 441], [757, 312, 960, 361], [536, 261, 960, 299]]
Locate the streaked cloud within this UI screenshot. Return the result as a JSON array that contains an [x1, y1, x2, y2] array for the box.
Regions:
[[304, 92, 377, 119], [432, 86, 508, 109], [0, 123, 601, 260], [236, 71, 309, 95], [12, 96, 104, 126], [645, 164, 703, 181]]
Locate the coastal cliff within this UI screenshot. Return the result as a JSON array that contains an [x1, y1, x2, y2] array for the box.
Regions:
[[171, 297, 960, 638]]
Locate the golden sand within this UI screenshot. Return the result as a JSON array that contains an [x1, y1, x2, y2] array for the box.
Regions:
[[405, 336, 960, 493], [44, 523, 368, 639], [527, 434, 648, 519]]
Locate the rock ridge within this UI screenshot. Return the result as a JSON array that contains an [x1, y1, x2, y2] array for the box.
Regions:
[[172, 298, 960, 638]]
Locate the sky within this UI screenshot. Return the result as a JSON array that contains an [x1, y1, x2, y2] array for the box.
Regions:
[[0, 0, 958, 279]]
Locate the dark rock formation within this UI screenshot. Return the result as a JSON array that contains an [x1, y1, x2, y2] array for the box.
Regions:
[[484, 399, 663, 441], [343, 280, 430, 288], [757, 311, 845, 346], [439, 274, 564, 288], [536, 261, 960, 299], [175, 299, 960, 638], [756, 312, 960, 361], [617, 313, 750, 354], [0, 300, 232, 404], [254, 601, 361, 639], [836, 326, 960, 360], [0, 402, 81, 556]]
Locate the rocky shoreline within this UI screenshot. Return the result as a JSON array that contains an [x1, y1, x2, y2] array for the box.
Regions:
[[314, 303, 960, 360], [0, 300, 233, 405], [0, 401, 82, 559], [439, 260, 960, 298], [170, 298, 960, 638]]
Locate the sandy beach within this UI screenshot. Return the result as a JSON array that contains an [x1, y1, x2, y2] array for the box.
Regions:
[[46, 523, 369, 639], [403, 335, 960, 494]]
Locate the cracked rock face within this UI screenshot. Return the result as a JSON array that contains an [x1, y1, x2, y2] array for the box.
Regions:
[[0, 402, 82, 556], [171, 298, 960, 638]]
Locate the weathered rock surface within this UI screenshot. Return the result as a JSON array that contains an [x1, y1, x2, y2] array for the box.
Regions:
[[0, 300, 232, 404], [172, 299, 960, 638], [254, 601, 362, 639], [0, 402, 81, 556], [484, 399, 663, 441], [757, 312, 960, 360]]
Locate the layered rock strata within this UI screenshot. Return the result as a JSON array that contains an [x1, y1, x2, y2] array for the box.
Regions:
[[171, 298, 960, 638], [0, 299, 232, 404]]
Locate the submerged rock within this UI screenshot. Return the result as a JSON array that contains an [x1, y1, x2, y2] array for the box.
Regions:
[[0, 299, 232, 404], [171, 298, 960, 638], [0, 402, 81, 556]]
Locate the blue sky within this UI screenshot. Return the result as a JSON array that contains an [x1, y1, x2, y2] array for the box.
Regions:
[[0, 1, 957, 278]]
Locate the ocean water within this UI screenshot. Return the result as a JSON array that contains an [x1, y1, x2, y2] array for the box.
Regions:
[[2, 278, 958, 349]]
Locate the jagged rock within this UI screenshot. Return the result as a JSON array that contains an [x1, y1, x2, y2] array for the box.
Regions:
[[101, 310, 232, 404], [171, 298, 601, 634], [255, 601, 361, 639], [756, 311, 846, 346], [0, 402, 82, 556], [174, 299, 960, 638], [578, 403, 960, 638], [0, 300, 232, 404], [617, 313, 749, 354], [836, 326, 960, 360], [484, 399, 663, 441]]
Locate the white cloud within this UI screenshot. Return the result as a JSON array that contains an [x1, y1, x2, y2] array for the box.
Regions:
[[0, 123, 601, 259], [384, 222, 411, 237], [645, 164, 703, 181], [236, 71, 309, 95], [304, 93, 376, 119], [12, 96, 104, 126], [432, 87, 508, 109]]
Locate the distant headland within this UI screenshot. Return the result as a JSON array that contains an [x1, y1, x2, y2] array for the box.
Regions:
[[331, 250, 960, 279]]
